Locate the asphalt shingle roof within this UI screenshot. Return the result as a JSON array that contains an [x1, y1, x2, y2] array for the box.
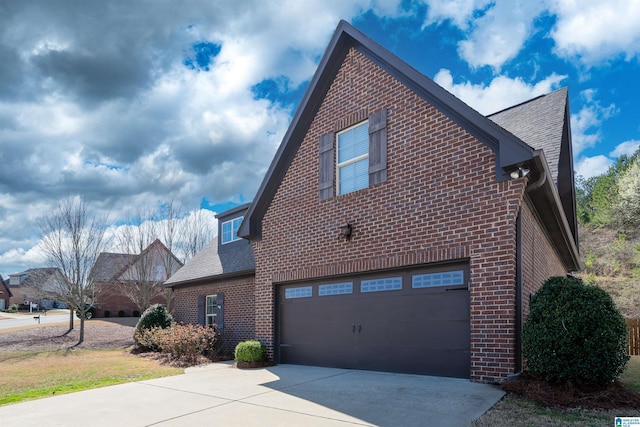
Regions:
[[164, 238, 255, 286], [488, 87, 568, 184], [91, 253, 137, 282]]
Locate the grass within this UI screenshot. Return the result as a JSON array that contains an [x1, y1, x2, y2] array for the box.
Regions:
[[620, 355, 640, 393], [0, 349, 183, 406]]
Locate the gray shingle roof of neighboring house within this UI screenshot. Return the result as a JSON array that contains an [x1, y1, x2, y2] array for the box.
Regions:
[[488, 87, 568, 185], [91, 253, 137, 282], [9, 268, 60, 287], [164, 237, 255, 286]]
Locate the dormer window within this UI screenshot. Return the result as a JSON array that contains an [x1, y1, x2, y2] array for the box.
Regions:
[[221, 216, 243, 244]]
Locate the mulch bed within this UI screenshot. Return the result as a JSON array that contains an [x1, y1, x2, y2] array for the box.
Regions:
[[235, 360, 275, 369], [503, 372, 640, 409]]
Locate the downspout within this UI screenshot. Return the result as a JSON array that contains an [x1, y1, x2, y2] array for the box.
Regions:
[[514, 210, 523, 375], [511, 151, 549, 379]]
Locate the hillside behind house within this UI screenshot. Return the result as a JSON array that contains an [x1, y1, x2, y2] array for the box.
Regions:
[[576, 147, 640, 318]]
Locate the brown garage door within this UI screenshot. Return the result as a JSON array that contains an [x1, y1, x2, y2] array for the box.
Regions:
[[277, 264, 470, 378]]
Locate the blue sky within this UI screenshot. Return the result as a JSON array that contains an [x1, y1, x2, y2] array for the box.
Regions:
[[1, 1, 639, 278]]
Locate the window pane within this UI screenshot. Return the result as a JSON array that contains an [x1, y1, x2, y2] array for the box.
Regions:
[[319, 282, 353, 296], [221, 216, 243, 244], [338, 123, 368, 163], [361, 277, 402, 293], [222, 221, 232, 243], [339, 158, 368, 195], [206, 295, 217, 314], [412, 270, 465, 288], [285, 286, 312, 299]]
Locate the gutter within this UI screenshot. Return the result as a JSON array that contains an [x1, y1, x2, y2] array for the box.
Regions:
[[525, 150, 581, 272]]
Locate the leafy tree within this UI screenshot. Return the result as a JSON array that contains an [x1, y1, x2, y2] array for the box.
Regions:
[[615, 158, 640, 229]]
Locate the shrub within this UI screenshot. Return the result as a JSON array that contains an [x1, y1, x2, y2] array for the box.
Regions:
[[103, 310, 110, 318], [235, 340, 266, 363], [134, 324, 220, 363], [133, 310, 140, 317], [134, 304, 174, 348], [118, 310, 125, 317], [523, 276, 629, 386]]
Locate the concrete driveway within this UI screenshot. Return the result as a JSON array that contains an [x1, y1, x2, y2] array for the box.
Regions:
[[0, 362, 504, 427]]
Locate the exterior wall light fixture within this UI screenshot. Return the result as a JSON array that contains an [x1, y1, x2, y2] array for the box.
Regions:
[[340, 222, 353, 241], [510, 167, 530, 180]]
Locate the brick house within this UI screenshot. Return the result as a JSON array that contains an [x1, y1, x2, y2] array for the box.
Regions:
[[7, 268, 67, 309], [0, 275, 12, 310], [239, 20, 579, 383], [171, 21, 579, 383], [93, 239, 183, 317], [165, 204, 256, 352]]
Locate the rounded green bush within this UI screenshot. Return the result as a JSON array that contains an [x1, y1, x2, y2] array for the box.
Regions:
[[523, 276, 629, 385], [135, 304, 174, 331], [235, 340, 267, 362]]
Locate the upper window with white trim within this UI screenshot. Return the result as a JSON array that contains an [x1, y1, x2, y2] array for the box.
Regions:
[[221, 216, 243, 244], [337, 121, 369, 195], [318, 109, 388, 200]]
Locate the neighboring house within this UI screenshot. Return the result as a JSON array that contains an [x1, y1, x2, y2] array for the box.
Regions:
[[172, 21, 580, 384], [165, 204, 255, 352], [93, 239, 183, 317], [7, 268, 67, 309], [0, 275, 12, 310]]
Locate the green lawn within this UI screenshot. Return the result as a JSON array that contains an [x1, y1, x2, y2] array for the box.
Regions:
[[0, 349, 183, 406]]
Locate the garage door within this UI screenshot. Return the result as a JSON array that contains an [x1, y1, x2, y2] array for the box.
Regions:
[[277, 265, 470, 378]]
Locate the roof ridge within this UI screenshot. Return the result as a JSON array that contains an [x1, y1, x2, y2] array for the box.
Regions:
[[487, 87, 567, 118]]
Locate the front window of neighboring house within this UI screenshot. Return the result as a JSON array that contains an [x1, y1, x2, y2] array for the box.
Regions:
[[221, 216, 243, 244], [206, 294, 217, 328], [337, 121, 369, 195]]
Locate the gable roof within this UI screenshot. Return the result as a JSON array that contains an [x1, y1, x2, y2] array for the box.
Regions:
[[92, 253, 137, 282], [164, 237, 255, 287], [8, 268, 61, 287], [238, 20, 537, 241], [0, 275, 12, 298], [488, 87, 569, 185]]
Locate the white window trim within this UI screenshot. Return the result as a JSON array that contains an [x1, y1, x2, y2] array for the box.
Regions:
[[336, 121, 368, 196], [221, 216, 243, 245], [206, 294, 217, 328]]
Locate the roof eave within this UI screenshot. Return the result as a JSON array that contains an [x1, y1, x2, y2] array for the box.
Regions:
[[527, 150, 581, 272], [165, 269, 255, 289]]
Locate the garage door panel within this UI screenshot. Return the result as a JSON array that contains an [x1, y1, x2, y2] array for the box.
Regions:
[[278, 266, 470, 378]]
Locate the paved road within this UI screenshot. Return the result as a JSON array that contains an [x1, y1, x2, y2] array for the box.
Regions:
[[0, 310, 72, 330]]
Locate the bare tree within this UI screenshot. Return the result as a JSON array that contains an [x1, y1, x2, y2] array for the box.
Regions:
[[37, 196, 110, 343], [114, 203, 183, 312], [180, 208, 215, 262]]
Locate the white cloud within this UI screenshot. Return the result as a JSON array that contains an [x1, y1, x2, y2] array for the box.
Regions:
[[610, 140, 640, 158], [575, 155, 614, 179], [570, 91, 617, 157], [422, 0, 492, 30], [551, 0, 640, 64], [456, 2, 547, 70], [433, 69, 566, 115]]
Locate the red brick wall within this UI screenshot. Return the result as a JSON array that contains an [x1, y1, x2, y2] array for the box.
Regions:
[[520, 198, 567, 320], [252, 47, 534, 383], [95, 283, 167, 317], [171, 275, 256, 353]]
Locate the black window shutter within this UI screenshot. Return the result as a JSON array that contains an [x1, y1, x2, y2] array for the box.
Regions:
[[197, 295, 205, 326], [318, 132, 335, 200], [215, 292, 224, 333], [369, 109, 388, 185]]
